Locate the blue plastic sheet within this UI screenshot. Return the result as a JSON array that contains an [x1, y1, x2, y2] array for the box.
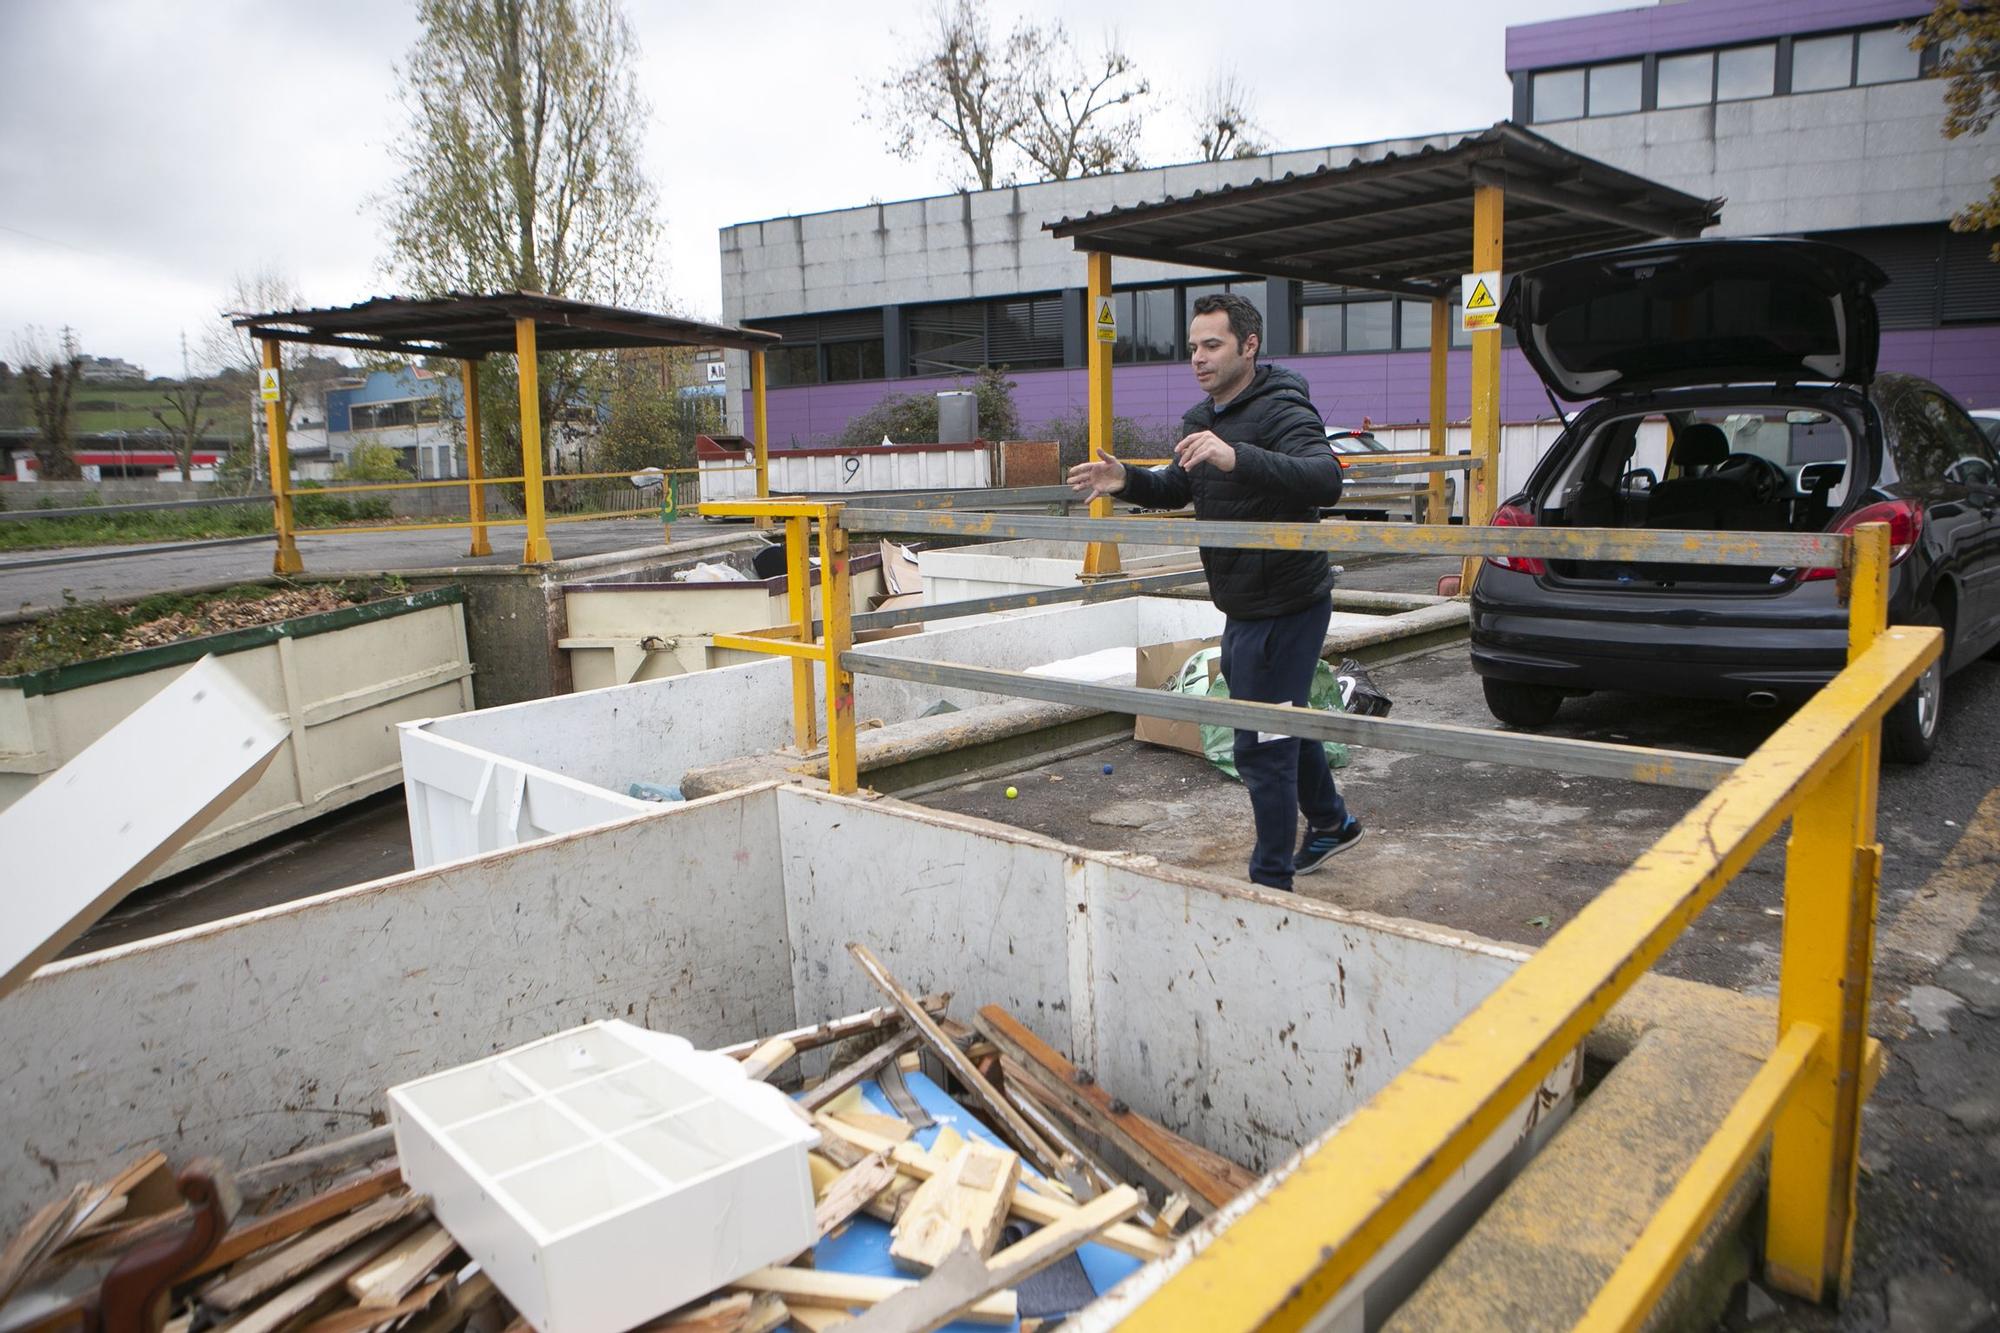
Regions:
[[802, 1071, 1145, 1329]]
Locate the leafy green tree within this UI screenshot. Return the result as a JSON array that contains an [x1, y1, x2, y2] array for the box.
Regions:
[[377, 0, 663, 504], [1915, 1, 2000, 258], [337, 440, 416, 482]]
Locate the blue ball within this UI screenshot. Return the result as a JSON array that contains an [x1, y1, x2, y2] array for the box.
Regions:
[[1102, 764, 1115, 775]]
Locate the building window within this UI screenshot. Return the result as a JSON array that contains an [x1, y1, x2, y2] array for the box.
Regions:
[[1399, 301, 1433, 351], [765, 345, 820, 387], [988, 295, 1065, 369], [1792, 32, 1854, 92], [1296, 305, 1343, 354], [1656, 51, 1714, 108], [908, 302, 988, 376], [1856, 26, 1921, 85], [1588, 61, 1643, 116], [1716, 43, 1776, 100], [1346, 301, 1395, 351], [1112, 287, 1179, 364], [1185, 280, 1267, 323], [1532, 67, 1586, 121], [824, 341, 884, 382]]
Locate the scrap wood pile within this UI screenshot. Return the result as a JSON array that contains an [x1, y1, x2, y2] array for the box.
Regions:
[[0, 945, 1258, 1333]]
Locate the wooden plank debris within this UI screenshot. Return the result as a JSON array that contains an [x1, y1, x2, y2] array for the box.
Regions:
[[346, 1221, 458, 1306], [845, 947, 1057, 1174], [889, 1143, 1019, 1272], [977, 1006, 1257, 1213], [814, 1154, 901, 1240], [712, 996, 949, 1061], [190, 1162, 404, 1279], [813, 1116, 1167, 1263], [798, 1031, 919, 1113], [842, 1186, 1142, 1333], [739, 1037, 798, 1083], [211, 1217, 423, 1333], [0, 1185, 88, 1305], [207, 1191, 429, 1312], [728, 1268, 1014, 1325], [827, 1110, 913, 1146], [300, 1274, 450, 1333], [235, 1127, 398, 1200]]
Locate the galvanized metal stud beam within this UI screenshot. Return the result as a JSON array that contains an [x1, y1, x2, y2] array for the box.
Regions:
[[840, 653, 1740, 790], [833, 509, 1844, 569]]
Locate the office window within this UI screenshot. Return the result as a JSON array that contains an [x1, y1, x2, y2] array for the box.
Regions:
[[1588, 61, 1643, 115], [908, 302, 987, 376], [1185, 281, 1267, 324], [1657, 51, 1714, 108], [1399, 300, 1432, 351], [1296, 305, 1342, 354], [1112, 287, 1179, 364], [824, 341, 884, 382], [1346, 301, 1395, 351], [1793, 32, 1854, 92], [1856, 27, 1921, 85], [1717, 43, 1776, 100], [988, 296, 1065, 369], [765, 345, 820, 387], [1532, 68, 1585, 121]]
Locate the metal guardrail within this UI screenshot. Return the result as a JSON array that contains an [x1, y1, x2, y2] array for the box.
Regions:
[[699, 494, 1936, 1330]]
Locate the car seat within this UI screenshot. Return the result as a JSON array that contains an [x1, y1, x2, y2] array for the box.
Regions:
[[1645, 423, 1745, 529]]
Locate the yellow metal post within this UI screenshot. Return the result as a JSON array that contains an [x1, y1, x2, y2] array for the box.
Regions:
[[460, 360, 491, 557], [818, 504, 857, 794], [513, 317, 553, 564], [260, 338, 303, 575], [1427, 298, 1450, 526], [1462, 182, 1503, 593], [1765, 523, 1889, 1303], [1082, 250, 1121, 577], [751, 349, 771, 530], [784, 515, 817, 752]]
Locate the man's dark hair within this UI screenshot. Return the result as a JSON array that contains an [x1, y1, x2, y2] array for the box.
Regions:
[[1190, 292, 1262, 356]]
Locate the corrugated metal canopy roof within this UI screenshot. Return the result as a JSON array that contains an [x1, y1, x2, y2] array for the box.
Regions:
[[232, 292, 781, 361], [1045, 123, 1722, 299]]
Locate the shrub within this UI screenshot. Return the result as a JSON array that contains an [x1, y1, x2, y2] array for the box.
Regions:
[[1035, 408, 1178, 471], [833, 366, 1020, 448]]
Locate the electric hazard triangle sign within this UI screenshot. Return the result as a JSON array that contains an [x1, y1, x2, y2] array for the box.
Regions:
[[1461, 270, 1500, 333]]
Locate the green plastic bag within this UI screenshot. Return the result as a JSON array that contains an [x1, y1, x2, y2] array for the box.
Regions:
[[1171, 646, 1351, 782]]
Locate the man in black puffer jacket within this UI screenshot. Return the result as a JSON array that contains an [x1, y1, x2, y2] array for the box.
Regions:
[[1068, 293, 1363, 892]]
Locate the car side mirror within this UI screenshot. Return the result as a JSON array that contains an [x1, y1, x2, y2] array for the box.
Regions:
[[1620, 468, 1656, 493]]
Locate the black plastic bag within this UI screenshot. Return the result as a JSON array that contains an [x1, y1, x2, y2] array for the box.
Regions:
[[1336, 657, 1392, 718]]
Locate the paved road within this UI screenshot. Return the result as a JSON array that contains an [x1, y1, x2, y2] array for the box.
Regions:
[[0, 516, 738, 614]]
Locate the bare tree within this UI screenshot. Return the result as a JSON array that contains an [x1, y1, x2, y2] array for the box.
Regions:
[[13, 327, 83, 481], [206, 268, 345, 468], [1191, 73, 1268, 163], [872, 0, 1036, 189], [1913, 0, 2000, 258], [1015, 25, 1149, 179], [149, 378, 217, 483]]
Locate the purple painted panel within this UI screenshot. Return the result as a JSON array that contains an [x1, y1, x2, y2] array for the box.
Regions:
[[759, 326, 2000, 445], [1505, 0, 1929, 71]]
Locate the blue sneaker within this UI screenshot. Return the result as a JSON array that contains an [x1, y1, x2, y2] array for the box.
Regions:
[[1296, 819, 1362, 874]]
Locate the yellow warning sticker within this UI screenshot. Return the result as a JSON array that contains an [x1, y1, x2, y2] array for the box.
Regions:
[[259, 367, 281, 402], [1094, 296, 1117, 344], [1460, 270, 1501, 333]]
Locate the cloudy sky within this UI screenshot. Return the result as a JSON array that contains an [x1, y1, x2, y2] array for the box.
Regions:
[[0, 0, 1616, 376]]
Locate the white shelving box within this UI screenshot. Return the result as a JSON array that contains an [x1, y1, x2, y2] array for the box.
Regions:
[[389, 1021, 817, 1333]]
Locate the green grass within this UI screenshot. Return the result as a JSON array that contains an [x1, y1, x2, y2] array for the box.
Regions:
[[0, 504, 274, 551]]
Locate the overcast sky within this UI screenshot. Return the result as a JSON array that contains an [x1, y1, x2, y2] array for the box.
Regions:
[[0, 0, 1617, 376]]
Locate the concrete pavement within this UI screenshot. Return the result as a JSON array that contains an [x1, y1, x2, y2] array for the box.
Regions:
[[0, 516, 734, 615]]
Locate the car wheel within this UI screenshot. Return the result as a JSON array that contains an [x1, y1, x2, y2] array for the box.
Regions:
[[1483, 678, 1563, 729], [1882, 606, 1946, 765]]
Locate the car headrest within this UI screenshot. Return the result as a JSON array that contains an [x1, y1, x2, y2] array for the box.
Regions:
[[1670, 423, 1730, 472]]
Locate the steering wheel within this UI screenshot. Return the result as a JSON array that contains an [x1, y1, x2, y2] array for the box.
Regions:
[[1710, 452, 1789, 504]]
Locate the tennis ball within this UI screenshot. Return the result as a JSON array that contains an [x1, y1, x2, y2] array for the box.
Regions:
[[1004, 786, 1019, 799]]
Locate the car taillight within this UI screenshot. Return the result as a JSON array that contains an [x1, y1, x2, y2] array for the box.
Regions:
[[1486, 503, 1546, 575], [1799, 499, 1923, 582]]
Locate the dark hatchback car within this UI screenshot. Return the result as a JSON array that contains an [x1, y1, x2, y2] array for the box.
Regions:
[[1470, 238, 2000, 763]]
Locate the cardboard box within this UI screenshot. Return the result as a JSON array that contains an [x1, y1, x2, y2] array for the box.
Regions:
[[1134, 636, 1221, 757], [879, 541, 922, 597], [857, 591, 925, 644]]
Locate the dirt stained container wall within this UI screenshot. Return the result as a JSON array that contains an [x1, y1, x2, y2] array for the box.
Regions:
[[0, 785, 1571, 1302]]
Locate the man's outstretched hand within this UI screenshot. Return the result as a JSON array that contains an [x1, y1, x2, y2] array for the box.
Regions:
[[1066, 449, 1128, 499], [1173, 430, 1237, 473]]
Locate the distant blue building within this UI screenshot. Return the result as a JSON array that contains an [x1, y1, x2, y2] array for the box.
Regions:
[[323, 366, 461, 478]]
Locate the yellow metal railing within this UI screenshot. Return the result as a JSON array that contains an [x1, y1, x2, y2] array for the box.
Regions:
[[700, 496, 1937, 1330]]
